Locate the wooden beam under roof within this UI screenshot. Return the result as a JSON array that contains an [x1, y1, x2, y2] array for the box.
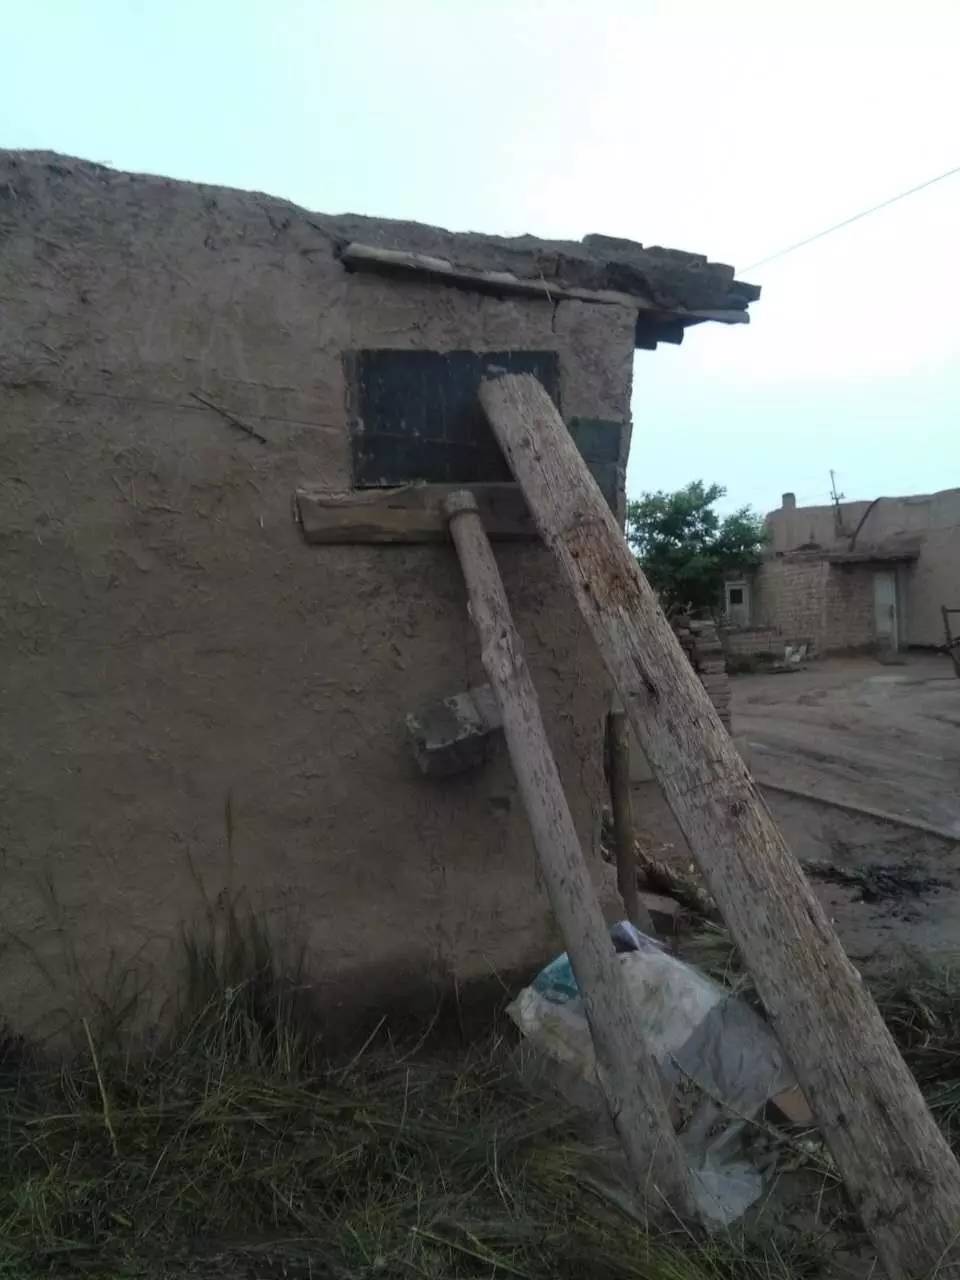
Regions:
[[340, 242, 751, 346]]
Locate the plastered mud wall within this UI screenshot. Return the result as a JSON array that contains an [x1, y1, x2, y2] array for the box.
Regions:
[[0, 153, 635, 1041]]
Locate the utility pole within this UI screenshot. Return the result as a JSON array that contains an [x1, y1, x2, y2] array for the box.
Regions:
[[830, 470, 846, 535]]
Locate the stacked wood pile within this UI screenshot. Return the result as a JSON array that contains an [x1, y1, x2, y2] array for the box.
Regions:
[[673, 616, 732, 732]]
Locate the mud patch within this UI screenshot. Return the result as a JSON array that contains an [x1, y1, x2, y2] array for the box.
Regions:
[[803, 857, 949, 912]]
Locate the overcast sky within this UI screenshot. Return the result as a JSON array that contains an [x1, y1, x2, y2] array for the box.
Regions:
[[5, 1, 959, 515]]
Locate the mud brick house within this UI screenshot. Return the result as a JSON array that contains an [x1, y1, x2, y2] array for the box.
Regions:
[[0, 151, 758, 1039], [730, 488, 960, 653]]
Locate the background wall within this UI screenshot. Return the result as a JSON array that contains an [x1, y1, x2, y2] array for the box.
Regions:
[[823, 564, 876, 650], [765, 489, 960, 646], [751, 557, 882, 653], [752, 556, 828, 648], [0, 153, 635, 1041]]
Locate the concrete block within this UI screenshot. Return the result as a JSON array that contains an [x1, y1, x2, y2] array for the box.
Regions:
[[406, 685, 502, 777]]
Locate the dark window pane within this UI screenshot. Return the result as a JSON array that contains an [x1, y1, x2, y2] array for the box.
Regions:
[[348, 350, 561, 487]]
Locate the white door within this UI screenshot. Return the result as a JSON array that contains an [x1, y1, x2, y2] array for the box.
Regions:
[[873, 570, 898, 651], [725, 580, 751, 626]]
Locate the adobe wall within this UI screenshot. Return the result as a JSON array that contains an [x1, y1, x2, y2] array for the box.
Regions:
[[766, 499, 870, 556], [766, 488, 960, 646], [893, 492, 960, 645], [0, 153, 636, 1041]]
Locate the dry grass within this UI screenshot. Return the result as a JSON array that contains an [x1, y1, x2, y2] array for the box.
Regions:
[[5, 913, 958, 1279], [0, 909, 838, 1280], [869, 958, 960, 1146]]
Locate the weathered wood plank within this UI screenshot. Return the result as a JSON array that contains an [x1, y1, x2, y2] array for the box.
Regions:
[[478, 372, 960, 1279], [606, 710, 652, 933], [340, 242, 751, 324], [295, 483, 537, 544], [442, 489, 696, 1221]]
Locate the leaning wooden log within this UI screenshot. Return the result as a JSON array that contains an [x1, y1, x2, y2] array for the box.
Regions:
[[478, 372, 960, 1279], [443, 489, 696, 1221], [605, 710, 653, 933]]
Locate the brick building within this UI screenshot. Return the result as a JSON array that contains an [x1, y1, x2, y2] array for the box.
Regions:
[[731, 488, 960, 653]]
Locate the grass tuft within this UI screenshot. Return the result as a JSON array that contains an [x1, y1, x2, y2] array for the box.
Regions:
[[8, 913, 959, 1278], [868, 956, 960, 1144], [177, 896, 315, 1077], [0, 909, 832, 1279]]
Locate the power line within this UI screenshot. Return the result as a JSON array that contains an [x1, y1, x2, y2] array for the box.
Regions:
[[744, 162, 960, 271]]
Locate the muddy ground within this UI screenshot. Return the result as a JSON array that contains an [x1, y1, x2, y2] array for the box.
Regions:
[[635, 653, 960, 967]]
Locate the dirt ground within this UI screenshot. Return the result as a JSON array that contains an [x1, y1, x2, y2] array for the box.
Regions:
[[634, 653, 960, 967], [737, 653, 960, 835]]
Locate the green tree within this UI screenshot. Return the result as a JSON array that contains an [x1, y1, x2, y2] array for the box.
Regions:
[[625, 480, 767, 613]]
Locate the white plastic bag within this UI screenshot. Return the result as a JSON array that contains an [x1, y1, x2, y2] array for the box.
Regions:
[[508, 923, 796, 1227]]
